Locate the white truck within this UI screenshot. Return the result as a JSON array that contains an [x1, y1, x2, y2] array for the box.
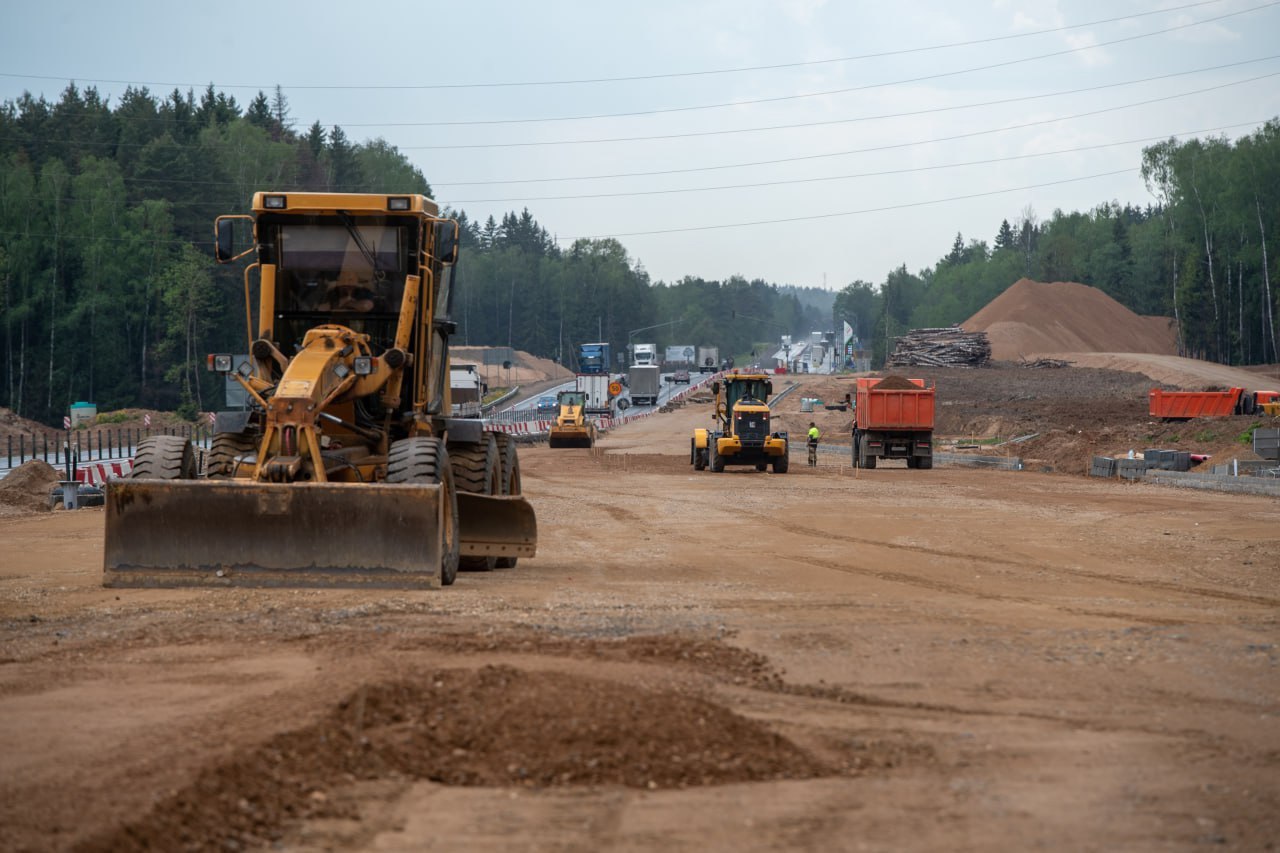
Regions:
[[632, 343, 657, 366], [576, 373, 615, 416], [696, 346, 719, 373], [628, 364, 661, 406]]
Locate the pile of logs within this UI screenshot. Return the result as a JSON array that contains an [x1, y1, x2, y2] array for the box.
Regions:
[[1019, 357, 1073, 369], [887, 326, 991, 368]]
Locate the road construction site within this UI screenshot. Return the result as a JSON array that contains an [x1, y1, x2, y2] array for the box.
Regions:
[[2, 356, 1279, 852]]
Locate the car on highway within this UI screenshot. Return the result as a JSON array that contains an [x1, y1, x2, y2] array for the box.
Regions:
[[535, 395, 558, 417], [672, 369, 691, 384]]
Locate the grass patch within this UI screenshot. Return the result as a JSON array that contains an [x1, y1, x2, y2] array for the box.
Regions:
[[1192, 429, 1218, 442], [95, 411, 132, 425], [1237, 421, 1264, 445]]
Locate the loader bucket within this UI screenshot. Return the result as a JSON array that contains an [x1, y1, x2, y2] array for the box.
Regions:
[[548, 428, 594, 449], [104, 479, 449, 588], [457, 492, 538, 561]]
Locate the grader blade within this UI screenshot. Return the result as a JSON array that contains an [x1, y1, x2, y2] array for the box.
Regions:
[[104, 480, 446, 588], [457, 492, 538, 561]]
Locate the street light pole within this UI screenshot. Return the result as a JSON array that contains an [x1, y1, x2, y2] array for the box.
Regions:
[[626, 318, 684, 365]]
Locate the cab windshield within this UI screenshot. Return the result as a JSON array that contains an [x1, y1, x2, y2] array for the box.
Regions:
[[266, 217, 412, 353], [559, 391, 587, 407]]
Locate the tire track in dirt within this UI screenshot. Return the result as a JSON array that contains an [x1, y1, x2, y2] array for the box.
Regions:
[[530, 470, 1280, 612]]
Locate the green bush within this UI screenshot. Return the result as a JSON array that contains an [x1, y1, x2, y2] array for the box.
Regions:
[[1237, 422, 1263, 445]]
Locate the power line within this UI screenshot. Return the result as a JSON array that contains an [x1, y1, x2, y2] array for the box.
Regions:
[[567, 170, 1136, 241], [433, 74, 1279, 187], [0, 0, 1252, 93], [370, 57, 1280, 150], [0, 169, 1135, 246], [439, 121, 1272, 205], [337, 2, 1280, 128]]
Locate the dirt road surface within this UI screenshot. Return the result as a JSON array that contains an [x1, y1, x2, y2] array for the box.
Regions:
[[2, 389, 1279, 852]]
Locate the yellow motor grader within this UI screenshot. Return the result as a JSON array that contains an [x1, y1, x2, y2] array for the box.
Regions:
[[547, 390, 596, 449], [691, 372, 789, 473], [103, 192, 536, 588]]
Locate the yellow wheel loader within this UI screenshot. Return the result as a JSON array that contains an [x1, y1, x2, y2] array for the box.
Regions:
[[547, 390, 596, 449], [103, 192, 536, 588], [691, 373, 789, 473]]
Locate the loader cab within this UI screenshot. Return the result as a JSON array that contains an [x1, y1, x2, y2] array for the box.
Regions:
[[557, 390, 587, 409], [724, 376, 773, 415]]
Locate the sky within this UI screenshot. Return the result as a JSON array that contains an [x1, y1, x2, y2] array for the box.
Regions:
[[3, 0, 1279, 292]]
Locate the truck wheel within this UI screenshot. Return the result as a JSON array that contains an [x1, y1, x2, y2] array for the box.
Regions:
[[450, 434, 500, 572], [710, 441, 725, 473], [859, 437, 876, 469], [691, 438, 706, 470], [918, 454, 933, 470], [493, 432, 522, 568], [387, 437, 460, 586], [772, 451, 789, 474], [206, 432, 258, 479], [130, 435, 197, 480]]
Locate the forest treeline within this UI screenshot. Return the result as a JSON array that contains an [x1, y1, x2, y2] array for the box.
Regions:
[[0, 83, 1276, 427]]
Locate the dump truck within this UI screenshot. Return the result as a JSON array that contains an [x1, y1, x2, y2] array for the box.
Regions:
[[851, 376, 935, 469], [691, 372, 788, 473], [628, 363, 661, 406], [547, 390, 596, 448], [1148, 387, 1279, 419], [104, 191, 537, 588], [697, 346, 719, 373]]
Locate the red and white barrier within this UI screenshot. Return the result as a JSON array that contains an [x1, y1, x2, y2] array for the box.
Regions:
[[76, 460, 133, 485]]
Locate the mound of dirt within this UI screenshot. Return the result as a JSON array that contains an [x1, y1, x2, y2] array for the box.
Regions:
[[78, 664, 835, 852], [963, 279, 1177, 361], [0, 459, 59, 516], [451, 347, 572, 387]]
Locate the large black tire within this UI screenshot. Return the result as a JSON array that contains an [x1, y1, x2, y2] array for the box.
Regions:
[[450, 434, 500, 572], [130, 435, 197, 479], [206, 432, 258, 479], [710, 439, 725, 473], [692, 438, 706, 471], [773, 448, 789, 474], [493, 431, 521, 568], [387, 436, 460, 586], [857, 434, 877, 469], [918, 454, 933, 470]]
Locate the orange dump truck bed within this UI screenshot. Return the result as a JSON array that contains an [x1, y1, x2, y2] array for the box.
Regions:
[[1148, 387, 1243, 419], [854, 377, 935, 430]]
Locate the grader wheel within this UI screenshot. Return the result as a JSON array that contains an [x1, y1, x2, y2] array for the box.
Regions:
[[387, 437, 460, 586]]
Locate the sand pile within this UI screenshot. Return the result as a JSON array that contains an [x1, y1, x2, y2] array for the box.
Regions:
[[0, 459, 60, 516], [962, 279, 1177, 361], [451, 347, 571, 385]]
